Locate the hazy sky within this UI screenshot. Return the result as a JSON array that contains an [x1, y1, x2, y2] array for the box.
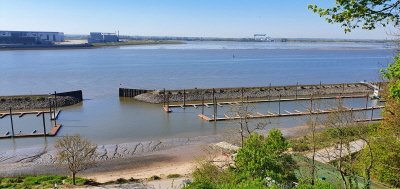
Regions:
[[0, 0, 396, 39]]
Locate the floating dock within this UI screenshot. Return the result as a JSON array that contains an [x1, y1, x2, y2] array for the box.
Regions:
[[164, 95, 368, 111], [0, 124, 62, 139], [198, 106, 383, 122]]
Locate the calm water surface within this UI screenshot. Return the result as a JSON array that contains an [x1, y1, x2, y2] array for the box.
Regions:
[[0, 42, 393, 151]]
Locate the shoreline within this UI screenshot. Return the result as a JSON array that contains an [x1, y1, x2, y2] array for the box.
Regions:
[[0, 125, 328, 182], [0, 41, 184, 51]]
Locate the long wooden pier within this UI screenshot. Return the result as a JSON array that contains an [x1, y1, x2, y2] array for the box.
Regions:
[[198, 106, 383, 122], [0, 110, 60, 120], [0, 124, 62, 139], [163, 95, 370, 113]]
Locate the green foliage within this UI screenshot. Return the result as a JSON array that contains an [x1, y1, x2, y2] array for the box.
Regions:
[[235, 129, 297, 184], [0, 175, 68, 189], [147, 175, 162, 181], [308, 0, 400, 33], [290, 139, 310, 152], [192, 162, 234, 185], [64, 176, 88, 185], [167, 174, 181, 178], [129, 177, 140, 182], [381, 54, 400, 101]]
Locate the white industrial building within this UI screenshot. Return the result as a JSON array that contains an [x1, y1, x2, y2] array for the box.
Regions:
[[88, 32, 119, 43]]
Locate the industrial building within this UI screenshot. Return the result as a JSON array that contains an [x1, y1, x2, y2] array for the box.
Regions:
[[0, 30, 64, 44], [88, 32, 119, 43]]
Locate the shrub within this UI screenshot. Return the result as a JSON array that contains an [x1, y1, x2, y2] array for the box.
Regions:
[[147, 175, 161, 181], [129, 177, 140, 182], [115, 178, 128, 184], [290, 139, 310, 152], [167, 174, 181, 178]]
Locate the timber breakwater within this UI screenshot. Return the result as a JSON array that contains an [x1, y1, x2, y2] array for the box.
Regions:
[[0, 90, 82, 111], [125, 82, 382, 104]]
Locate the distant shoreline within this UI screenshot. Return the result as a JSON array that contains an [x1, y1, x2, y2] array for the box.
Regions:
[[0, 41, 184, 51]]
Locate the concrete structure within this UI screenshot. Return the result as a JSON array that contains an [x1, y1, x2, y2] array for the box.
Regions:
[[88, 32, 119, 43], [0, 30, 64, 44]]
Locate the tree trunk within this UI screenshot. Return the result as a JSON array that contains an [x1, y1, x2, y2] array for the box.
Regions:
[[72, 172, 76, 185]]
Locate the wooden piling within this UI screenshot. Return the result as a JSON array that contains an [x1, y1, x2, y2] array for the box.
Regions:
[[42, 112, 46, 136], [10, 107, 14, 137]]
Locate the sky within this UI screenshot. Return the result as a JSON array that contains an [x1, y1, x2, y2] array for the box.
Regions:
[[0, 0, 396, 39]]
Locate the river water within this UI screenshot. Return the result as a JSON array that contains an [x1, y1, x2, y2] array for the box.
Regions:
[[0, 41, 394, 151]]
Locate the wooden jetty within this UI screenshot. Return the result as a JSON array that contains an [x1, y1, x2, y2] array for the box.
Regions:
[[165, 95, 368, 110], [198, 106, 384, 122], [0, 110, 60, 120], [0, 124, 62, 139]]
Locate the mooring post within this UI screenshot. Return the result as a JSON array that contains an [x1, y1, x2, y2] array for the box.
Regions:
[[214, 97, 217, 121], [202, 96, 204, 115], [310, 96, 313, 112], [163, 88, 165, 107], [183, 89, 186, 106], [295, 82, 298, 100], [342, 83, 344, 96], [54, 91, 57, 113], [54, 101, 57, 126], [9, 107, 15, 137], [42, 112, 46, 136], [241, 87, 244, 103], [167, 92, 169, 107], [53, 101, 56, 121], [371, 107, 374, 120], [350, 108, 353, 118], [268, 83, 271, 100], [366, 93, 369, 109], [49, 98, 52, 116], [278, 94, 281, 115], [212, 88, 215, 105]]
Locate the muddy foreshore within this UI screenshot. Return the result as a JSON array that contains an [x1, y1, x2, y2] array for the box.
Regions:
[[134, 83, 377, 104]]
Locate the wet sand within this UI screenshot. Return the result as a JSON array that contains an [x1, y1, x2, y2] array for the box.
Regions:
[[0, 126, 317, 183]]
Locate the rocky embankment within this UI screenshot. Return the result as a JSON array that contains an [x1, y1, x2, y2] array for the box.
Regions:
[[0, 96, 81, 111], [134, 83, 374, 104]]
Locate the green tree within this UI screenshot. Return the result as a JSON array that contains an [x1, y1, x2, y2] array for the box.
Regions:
[[308, 0, 400, 32], [234, 129, 297, 185], [54, 133, 98, 185]]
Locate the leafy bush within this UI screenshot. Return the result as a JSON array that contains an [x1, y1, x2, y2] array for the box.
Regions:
[[129, 177, 140, 182], [115, 178, 128, 184], [290, 139, 310, 152], [167, 174, 181, 178], [147, 175, 161, 181]]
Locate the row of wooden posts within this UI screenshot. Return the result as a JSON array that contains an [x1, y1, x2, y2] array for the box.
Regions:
[[162, 82, 380, 107], [164, 90, 376, 122], [4, 91, 59, 138]]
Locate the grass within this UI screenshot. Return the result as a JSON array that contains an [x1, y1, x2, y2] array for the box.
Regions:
[[0, 175, 88, 188]]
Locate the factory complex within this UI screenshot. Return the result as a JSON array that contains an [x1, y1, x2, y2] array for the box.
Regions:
[[0, 30, 120, 45], [0, 30, 65, 44]]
